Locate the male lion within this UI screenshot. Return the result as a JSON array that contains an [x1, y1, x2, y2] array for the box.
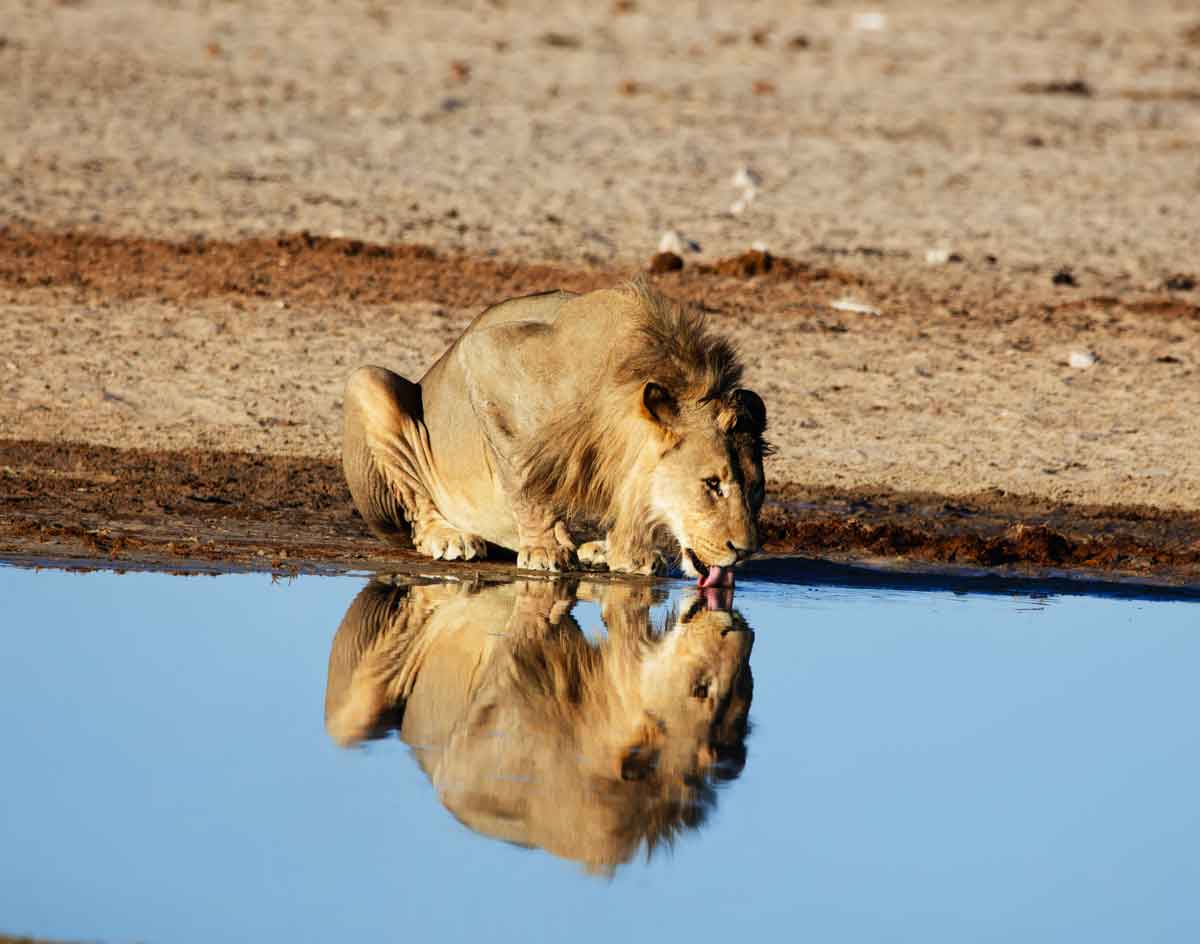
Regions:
[[324, 577, 754, 873], [343, 281, 768, 581]]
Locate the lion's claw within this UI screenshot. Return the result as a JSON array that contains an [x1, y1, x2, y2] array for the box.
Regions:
[[516, 519, 578, 572], [414, 520, 487, 562], [581, 537, 666, 575], [606, 549, 667, 576], [517, 544, 574, 572]]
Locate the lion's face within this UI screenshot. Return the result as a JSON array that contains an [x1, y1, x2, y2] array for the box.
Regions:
[[630, 595, 755, 780], [645, 386, 767, 583]]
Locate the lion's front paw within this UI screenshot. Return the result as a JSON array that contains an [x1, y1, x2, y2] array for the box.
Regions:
[[413, 519, 487, 562], [577, 540, 609, 570], [516, 519, 577, 572], [606, 548, 667, 576], [517, 543, 575, 572]]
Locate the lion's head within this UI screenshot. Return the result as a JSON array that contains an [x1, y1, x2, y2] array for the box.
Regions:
[[522, 282, 769, 580], [641, 380, 768, 585], [609, 589, 755, 783]]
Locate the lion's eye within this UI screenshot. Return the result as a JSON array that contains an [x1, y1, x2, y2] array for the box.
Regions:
[[691, 680, 711, 700], [703, 476, 722, 494]]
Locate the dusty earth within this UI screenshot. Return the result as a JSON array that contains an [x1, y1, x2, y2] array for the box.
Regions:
[[1, 0, 1199, 582]]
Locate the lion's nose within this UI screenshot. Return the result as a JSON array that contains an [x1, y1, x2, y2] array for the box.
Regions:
[[727, 540, 753, 563]]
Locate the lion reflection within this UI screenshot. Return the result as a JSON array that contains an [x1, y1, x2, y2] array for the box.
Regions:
[[324, 577, 754, 874]]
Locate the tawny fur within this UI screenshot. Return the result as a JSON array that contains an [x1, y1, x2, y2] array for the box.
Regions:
[[323, 578, 754, 872], [341, 279, 768, 573]]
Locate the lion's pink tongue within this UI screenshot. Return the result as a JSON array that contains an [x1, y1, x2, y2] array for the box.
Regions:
[[698, 565, 733, 588]]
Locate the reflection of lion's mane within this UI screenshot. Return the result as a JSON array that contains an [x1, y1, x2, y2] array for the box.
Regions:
[[324, 580, 753, 874], [502, 614, 751, 864]]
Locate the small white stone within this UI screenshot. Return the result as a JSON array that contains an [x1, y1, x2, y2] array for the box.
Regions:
[[925, 247, 952, 265], [658, 229, 700, 254], [658, 230, 684, 255], [751, 240, 769, 253], [1068, 350, 1097, 369], [732, 166, 762, 190], [851, 11, 888, 31], [830, 298, 881, 316], [729, 184, 758, 215]]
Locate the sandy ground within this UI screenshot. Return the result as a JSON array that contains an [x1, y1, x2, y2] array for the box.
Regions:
[[4, 0, 1199, 269], [3, 223, 1198, 512], [1, 0, 1198, 576]]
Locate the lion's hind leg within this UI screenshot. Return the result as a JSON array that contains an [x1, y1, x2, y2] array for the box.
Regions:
[[343, 366, 486, 561]]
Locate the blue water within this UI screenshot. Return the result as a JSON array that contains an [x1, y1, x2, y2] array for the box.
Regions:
[[1, 564, 1197, 943]]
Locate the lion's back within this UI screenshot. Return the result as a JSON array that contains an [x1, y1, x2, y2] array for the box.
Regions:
[[468, 289, 577, 332]]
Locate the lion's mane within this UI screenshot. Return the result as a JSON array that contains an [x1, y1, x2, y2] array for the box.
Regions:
[[520, 281, 751, 528]]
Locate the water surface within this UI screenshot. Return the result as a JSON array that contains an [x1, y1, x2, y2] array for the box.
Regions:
[[1, 564, 1197, 943]]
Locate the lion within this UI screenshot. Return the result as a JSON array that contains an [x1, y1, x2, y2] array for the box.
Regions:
[[324, 576, 754, 873], [342, 281, 768, 580]]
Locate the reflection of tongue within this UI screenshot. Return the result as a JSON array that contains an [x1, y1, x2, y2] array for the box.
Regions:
[[702, 587, 734, 611], [699, 565, 733, 588]]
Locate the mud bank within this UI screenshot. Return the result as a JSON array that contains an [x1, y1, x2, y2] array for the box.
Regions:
[[2, 440, 1196, 585]]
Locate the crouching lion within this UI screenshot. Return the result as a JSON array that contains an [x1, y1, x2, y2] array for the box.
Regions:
[[343, 281, 768, 581]]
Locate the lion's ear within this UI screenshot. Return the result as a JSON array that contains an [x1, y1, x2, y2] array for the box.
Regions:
[[641, 381, 678, 427], [733, 388, 767, 434]]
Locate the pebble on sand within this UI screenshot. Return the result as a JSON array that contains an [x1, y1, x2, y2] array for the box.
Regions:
[[730, 166, 761, 215], [851, 11, 888, 31], [830, 298, 881, 316], [732, 167, 762, 190], [658, 229, 701, 255]]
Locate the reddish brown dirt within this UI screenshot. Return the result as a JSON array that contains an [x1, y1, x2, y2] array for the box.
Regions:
[[760, 485, 1200, 578], [0, 226, 871, 314], [4, 226, 1195, 326], [0, 227, 614, 309], [3, 439, 1197, 583]]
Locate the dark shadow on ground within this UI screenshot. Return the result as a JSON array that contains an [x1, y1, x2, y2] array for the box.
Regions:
[[739, 556, 1200, 603]]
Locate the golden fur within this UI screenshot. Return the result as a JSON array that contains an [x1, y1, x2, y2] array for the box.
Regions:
[[324, 578, 754, 873], [341, 280, 767, 573]]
